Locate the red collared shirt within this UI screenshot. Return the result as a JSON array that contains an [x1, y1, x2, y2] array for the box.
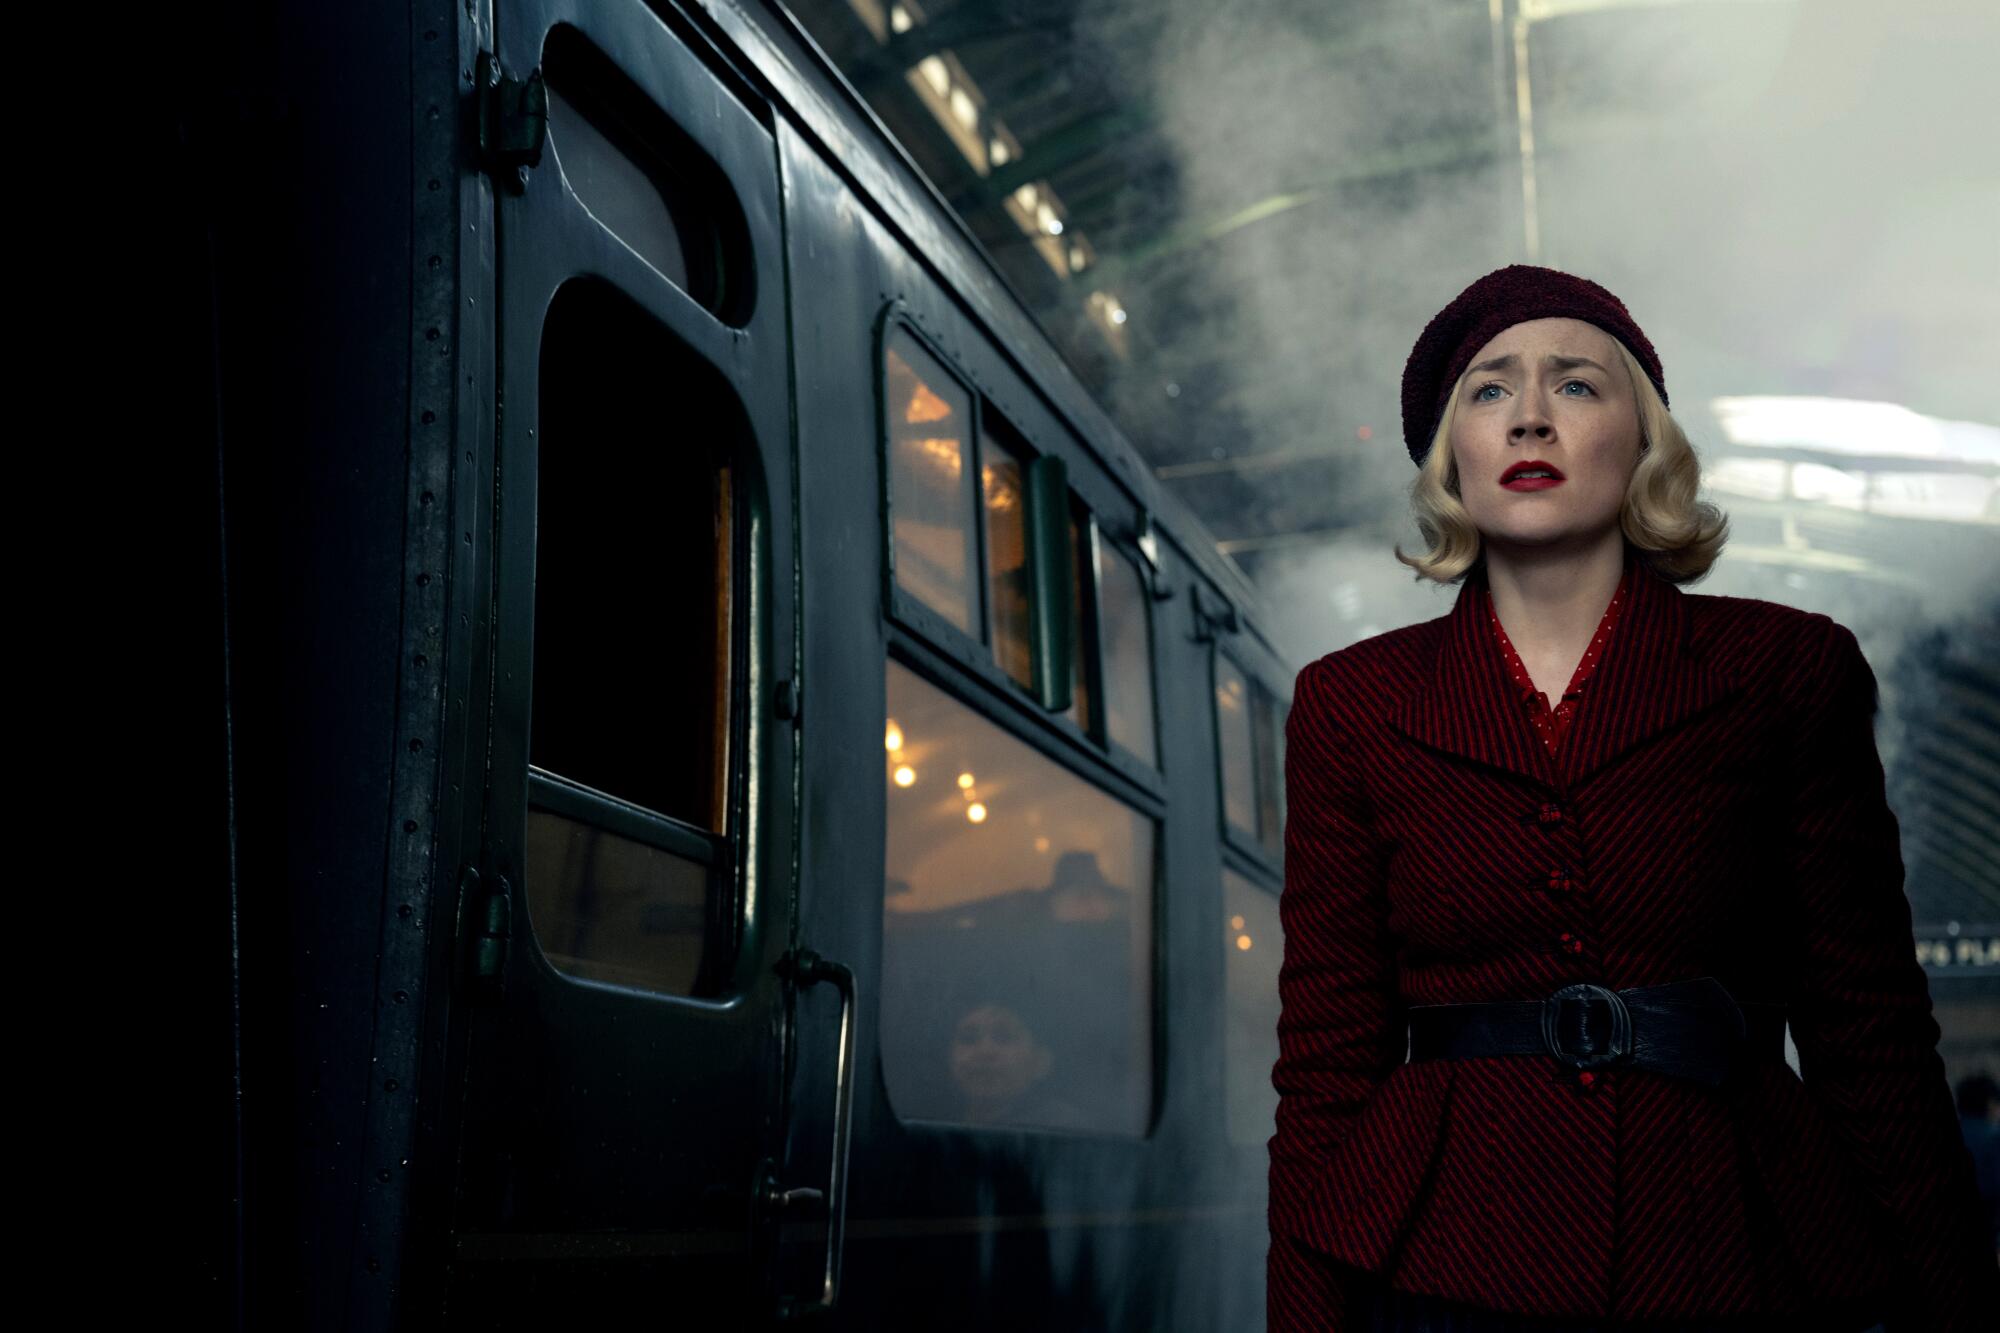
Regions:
[[1483, 564, 1631, 756]]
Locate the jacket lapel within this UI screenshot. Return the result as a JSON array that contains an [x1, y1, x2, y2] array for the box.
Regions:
[[1554, 557, 1738, 789], [1387, 564, 1562, 790], [1387, 556, 1738, 793]]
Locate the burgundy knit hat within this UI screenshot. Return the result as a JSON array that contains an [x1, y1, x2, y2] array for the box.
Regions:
[[1400, 265, 1668, 467]]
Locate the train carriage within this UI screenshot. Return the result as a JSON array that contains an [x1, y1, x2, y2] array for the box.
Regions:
[[213, 1, 1300, 1327]]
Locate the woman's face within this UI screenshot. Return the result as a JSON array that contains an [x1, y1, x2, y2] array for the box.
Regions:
[[1447, 317, 1642, 557]]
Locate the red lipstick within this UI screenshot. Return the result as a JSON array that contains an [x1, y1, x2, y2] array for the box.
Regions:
[[1501, 459, 1565, 490]]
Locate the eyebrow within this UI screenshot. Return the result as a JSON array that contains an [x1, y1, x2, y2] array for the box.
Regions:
[[1467, 353, 1610, 377]]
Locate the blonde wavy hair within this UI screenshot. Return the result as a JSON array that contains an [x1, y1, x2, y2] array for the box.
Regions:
[[1392, 335, 1729, 584]]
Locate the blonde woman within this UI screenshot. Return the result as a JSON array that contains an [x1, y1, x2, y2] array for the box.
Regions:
[[1266, 266, 1997, 1331]]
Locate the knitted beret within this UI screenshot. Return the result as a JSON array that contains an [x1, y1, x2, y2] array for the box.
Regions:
[[1399, 264, 1668, 467]]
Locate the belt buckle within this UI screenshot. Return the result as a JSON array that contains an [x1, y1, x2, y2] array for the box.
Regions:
[[1541, 982, 1634, 1071]]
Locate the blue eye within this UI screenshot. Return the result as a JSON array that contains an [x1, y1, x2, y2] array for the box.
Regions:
[[1561, 380, 1594, 396], [1474, 384, 1502, 402]]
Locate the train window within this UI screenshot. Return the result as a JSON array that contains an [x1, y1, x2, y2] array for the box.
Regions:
[[1099, 543, 1156, 767], [880, 660, 1154, 1136], [541, 26, 753, 323], [981, 411, 1091, 727], [886, 330, 979, 635], [1222, 869, 1282, 1146], [982, 441, 1033, 689], [1216, 658, 1258, 840], [524, 281, 742, 997], [524, 809, 709, 994], [1217, 658, 1287, 856], [1251, 687, 1287, 857]]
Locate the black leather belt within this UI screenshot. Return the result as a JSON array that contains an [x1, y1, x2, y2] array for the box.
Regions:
[[1406, 976, 1787, 1087]]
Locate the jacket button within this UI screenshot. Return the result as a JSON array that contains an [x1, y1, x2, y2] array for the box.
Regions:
[[1558, 932, 1584, 954], [1536, 802, 1564, 825], [1546, 871, 1576, 895]]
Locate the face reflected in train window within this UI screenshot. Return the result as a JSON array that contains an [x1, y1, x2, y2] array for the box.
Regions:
[[1221, 869, 1282, 1147], [948, 1003, 1054, 1126], [886, 331, 978, 634], [1099, 544, 1156, 767], [880, 660, 1154, 1136]]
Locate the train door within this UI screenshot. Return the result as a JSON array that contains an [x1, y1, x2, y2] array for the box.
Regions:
[[445, 4, 799, 1324]]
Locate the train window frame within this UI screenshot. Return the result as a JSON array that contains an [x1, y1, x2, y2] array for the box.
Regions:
[[876, 310, 1164, 804], [538, 23, 759, 326], [1055, 492, 1101, 743], [517, 276, 760, 1003], [878, 639, 1168, 1140], [880, 316, 988, 650], [1213, 647, 1288, 875]]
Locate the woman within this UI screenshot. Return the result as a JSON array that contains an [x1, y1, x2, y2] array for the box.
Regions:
[[1267, 266, 1997, 1332]]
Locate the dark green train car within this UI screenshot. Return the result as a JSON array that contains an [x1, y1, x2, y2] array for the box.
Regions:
[[213, 1, 1300, 1326]]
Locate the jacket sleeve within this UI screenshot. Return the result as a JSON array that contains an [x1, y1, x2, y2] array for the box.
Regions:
[[1268, 657, 1403, 1333], [1780, 617, 2000, 1331]]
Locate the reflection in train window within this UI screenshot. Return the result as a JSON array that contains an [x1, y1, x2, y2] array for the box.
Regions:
[[880, 660, 1154, 1136], [886, 330, 978, 634], [1216, 657, 1257, 839], [1217, 657, 1287, 857], [1100, 543, 1155, 767], [1223, 869, 1282, 1146], [524, 281, 741, 997], [525, 809, 708, 994]]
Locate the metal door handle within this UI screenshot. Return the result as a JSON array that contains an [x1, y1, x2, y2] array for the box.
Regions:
[[774, 948, 856, 1317]]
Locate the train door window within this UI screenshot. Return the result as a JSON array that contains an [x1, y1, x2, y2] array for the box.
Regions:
[[1099, 542, 1156, 767], [523, 281, 742, 997], [886, 329, 978, 634], [1222, 868, 1282, 1146], [880, 660, 1154, 1136], [523, 812, 710, 993]]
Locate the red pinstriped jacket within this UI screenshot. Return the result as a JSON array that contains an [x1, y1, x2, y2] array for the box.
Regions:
[[1267, 553, 1998, 1331]]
